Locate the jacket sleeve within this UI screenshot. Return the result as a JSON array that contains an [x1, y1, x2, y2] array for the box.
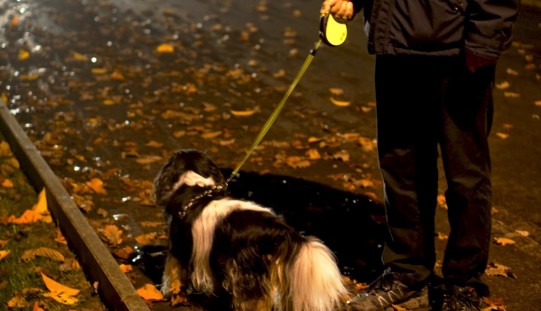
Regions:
[[464, 0, 520, 59]]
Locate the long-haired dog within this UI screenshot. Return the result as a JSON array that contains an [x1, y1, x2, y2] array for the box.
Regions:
[[153, 149, 347, 311]]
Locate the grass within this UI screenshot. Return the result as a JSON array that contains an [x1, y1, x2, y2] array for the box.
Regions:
[[0, 135, 106, 311]]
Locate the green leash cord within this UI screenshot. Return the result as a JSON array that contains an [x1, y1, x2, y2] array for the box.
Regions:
[[227, 38, 323, 182], [227, 14, 347, 182]]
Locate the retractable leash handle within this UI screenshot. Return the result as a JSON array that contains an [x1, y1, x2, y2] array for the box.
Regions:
[[227, 14, 348, 183], [319, 13, 348, 47]]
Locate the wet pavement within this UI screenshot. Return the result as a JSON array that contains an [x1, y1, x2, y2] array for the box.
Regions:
[[0, 0, 540, 310]]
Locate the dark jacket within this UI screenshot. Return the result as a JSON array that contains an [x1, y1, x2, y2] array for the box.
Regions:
[[353, 0, 519, 59]]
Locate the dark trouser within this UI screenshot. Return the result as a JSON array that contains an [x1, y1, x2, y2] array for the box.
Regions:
[[375, 55, 494, 290]]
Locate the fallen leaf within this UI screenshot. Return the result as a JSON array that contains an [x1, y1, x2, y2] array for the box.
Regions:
[[137, 283, 165, 301], [7, 209, 42, 224], [21, 247, 65, 262], [70, 51, 88, 62], [100, 224, 123, 246], [18, 49, 30, 61], [496, 81, 510, 90], [494, 237, 516, 246], [330, 97, 351, 107], [33, 189, 52, 223], [156, 43, 174, 54], [515, 230, 530, 237], [1, 179, 14, 188], [496, 132, 509, 139], [329, 87, 344, 95], [119, 264, 133, 273], [503, 92, 520, 98], [506, 68, 519, 76], [41, 273, 80, 305], [0, 250, 10, 261], [485, 262, 516, 278], [306, 149, 321, 160], [32, 301, 45, 311], [135, 155, 163, 165], [87, 178, 107, 194], [7, 295, 29, 308], [230, 109, 258, 117]]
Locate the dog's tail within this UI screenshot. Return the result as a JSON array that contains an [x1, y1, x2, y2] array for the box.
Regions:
[[287, 236, 347, 311]]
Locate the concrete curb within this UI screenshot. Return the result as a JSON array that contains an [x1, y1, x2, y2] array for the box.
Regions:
[[0, 101, 150, 311]]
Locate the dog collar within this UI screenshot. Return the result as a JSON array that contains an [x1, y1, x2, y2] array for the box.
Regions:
[[179, 182, 228, 218]]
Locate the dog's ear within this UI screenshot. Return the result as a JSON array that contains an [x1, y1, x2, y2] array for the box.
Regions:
[[152, 149, 224, 207]]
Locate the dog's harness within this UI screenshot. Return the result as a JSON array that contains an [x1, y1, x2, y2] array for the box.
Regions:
[[178, 182, 228, 219]]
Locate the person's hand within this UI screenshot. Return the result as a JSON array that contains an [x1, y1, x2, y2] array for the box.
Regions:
[[321, 0, 356, 20], [465, 50, 498, 73]]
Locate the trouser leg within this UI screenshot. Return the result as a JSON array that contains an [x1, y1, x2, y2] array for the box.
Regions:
[[375, 55, 442, 287], [440, 62, 494, 292]]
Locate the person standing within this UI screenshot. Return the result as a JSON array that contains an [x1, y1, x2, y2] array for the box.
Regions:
[[320, 0, 519, 310]]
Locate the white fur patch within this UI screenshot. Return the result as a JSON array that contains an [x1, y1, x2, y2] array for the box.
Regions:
[[190, 198, 274, 293], [173, 171, 216, 190], [288, 237, 347, 311]]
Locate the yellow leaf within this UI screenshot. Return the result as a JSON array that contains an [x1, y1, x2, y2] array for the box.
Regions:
[[0, 250, 10, 261], [495, 81, 510, 90], [103, 99, 116, 106], [534, 100, 541, 107], [32, 189, 51, 223], [330, 97, 351, 107], [137, 284, 165, 301], [41, 273, 79, 304], [156, 43, 174, 54], [91, 68, 108, 75], [7, 295, 29, 308], [70, 51, 88, 62], [21, 247, 65, 262], [230, 109, 257, 117], [120, 264, 133, 273], [18, 49, 30, 61]]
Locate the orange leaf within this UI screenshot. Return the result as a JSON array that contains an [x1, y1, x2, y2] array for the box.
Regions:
[[494, 237, 516, 246], [330, 97, 351, 107], [32, 301, 45, 311], [0, 250, 10, 261], [87, 178, 107, 194], [100, 224, 123, 246], [2, 179, 14, 188], [156, 43, 174, 54], [8, 209, 42, 224], [137, 283, 165, 301], [230, 109, 257, 117]]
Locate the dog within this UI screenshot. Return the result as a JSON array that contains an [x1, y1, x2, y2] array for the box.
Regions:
[[152, 149, 348, 311]]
